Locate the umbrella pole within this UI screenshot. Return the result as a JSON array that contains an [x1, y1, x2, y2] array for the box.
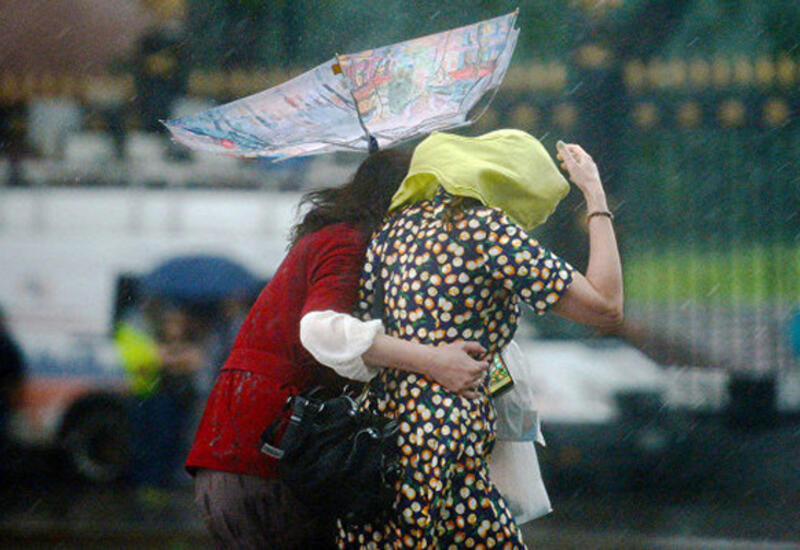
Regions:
[[348, 88, 378, 153], [336, 54, 379, 153]]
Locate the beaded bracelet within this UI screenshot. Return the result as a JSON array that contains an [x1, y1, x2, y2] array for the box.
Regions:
[[586, 210, 614, 222]]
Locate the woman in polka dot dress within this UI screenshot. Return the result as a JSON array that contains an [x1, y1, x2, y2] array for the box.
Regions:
[[337, 133, 624, 549]]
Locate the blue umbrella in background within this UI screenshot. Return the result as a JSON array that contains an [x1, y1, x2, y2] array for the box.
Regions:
[[141, 254, 262, 303]]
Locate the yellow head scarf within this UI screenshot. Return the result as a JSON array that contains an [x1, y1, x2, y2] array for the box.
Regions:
[[389, 129, 569, 231]]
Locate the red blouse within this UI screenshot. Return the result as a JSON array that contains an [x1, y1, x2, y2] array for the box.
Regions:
[[185, 223, 368, 478]]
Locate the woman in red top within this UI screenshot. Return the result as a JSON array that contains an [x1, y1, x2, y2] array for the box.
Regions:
[[187, 150, 489, 549]]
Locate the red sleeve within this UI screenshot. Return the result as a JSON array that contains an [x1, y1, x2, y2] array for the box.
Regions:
[[301, 225, 368, 317]]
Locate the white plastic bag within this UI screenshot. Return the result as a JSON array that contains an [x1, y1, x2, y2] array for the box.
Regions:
[[488, 440, 552, 523], [488, 340, 552, 523], [493, 341, 544, 444]]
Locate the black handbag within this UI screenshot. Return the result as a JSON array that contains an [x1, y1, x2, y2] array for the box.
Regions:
[[260, 384, 401, 523]]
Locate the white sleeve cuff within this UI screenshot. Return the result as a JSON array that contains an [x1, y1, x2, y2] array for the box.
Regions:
[[300, 310, 384, 382]]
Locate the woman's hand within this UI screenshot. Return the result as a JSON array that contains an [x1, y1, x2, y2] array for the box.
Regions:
[[426, 341, 490, 399], [556, 141, 607, 211], [551, 141, 624, 329], [362, 334, 489, 397]]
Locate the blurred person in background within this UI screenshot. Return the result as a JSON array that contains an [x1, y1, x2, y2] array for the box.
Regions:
[[336, 132, 623, 548], [129, 305, 206, 495], [157, 307, 207, 457], [187, 150, 489, 549], [0, 306, 25, 451], [200, 296, 252, 393]]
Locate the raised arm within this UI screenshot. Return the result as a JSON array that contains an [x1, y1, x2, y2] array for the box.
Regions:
[[549, 141, 624, 328]]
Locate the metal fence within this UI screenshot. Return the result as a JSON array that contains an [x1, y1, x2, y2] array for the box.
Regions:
[[493, 57, 800, 376]]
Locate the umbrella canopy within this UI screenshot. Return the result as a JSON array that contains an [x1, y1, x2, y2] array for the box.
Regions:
[[141, 254, 262, 303], [164, 10, 519, 161]]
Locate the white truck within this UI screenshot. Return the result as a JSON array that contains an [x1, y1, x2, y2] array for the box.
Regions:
[[0, 185, 302, 481]]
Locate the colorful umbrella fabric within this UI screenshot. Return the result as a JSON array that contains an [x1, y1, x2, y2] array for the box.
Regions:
[[164, 10, 519, 161]]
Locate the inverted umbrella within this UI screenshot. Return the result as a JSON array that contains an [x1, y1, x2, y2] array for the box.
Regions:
[[164, 10, 519, 161]]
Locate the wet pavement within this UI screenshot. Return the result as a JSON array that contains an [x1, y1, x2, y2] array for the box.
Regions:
[[2, 489, 800, 549], [1, 420, 799, 549], [2, 479, 799, 549]]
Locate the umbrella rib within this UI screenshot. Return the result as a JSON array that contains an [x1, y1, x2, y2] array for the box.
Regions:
[[196, 110, 271, 152], [320, 83, 358, 113], [174, 113, 247, 149], [235, 106, 278, 148], [221, 108, 276, 150]]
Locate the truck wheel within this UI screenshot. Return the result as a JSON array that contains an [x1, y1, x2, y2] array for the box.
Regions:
[[59, 396, 131, 483]]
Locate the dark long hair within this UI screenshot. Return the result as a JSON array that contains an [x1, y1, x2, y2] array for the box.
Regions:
[[290, 149, 412, 246]]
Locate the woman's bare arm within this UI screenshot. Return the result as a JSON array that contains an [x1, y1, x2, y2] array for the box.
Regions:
[[363, 336, 489, 399], [549, 142, 624, 329], [300, 311, 488, 397]]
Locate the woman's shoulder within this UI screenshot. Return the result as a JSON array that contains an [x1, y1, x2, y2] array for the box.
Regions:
[[282, 223, 367, 267], [461, 202, 516, 230], [302, 222, 364, 246], [311, 222, 369, 256], [316, 221, 362, 237]]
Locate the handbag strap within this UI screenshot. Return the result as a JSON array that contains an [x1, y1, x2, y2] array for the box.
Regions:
[[260, 393, 312, 459], [260, 422, 285, 459]]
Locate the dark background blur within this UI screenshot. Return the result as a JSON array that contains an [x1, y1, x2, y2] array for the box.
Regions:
[[1, 1, 799, 548]]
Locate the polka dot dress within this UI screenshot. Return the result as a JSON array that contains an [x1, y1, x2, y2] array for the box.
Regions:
[[337, 189, 574, 549]]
